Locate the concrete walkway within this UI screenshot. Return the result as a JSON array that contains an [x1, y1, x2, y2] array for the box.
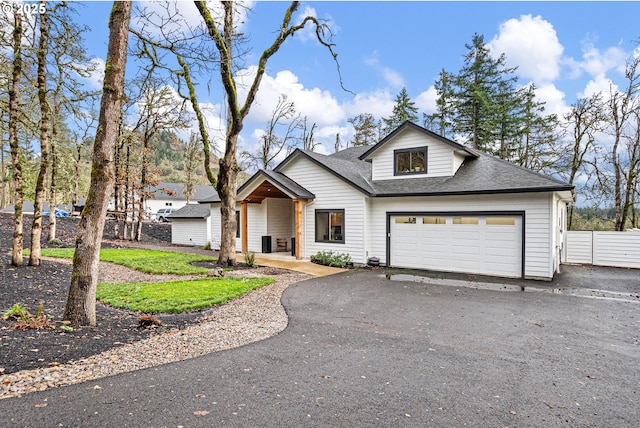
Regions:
[[254, 253, 344, 276]]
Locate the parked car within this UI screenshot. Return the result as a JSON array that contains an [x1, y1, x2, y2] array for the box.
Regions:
[[155, 208, 175, 222], [42, 208, 69, 218]]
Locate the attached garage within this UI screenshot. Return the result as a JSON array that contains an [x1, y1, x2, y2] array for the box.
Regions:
[[388, 212, 524, 278]]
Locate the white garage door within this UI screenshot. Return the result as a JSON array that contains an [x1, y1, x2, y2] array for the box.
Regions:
[[390, 214, 522, 278]]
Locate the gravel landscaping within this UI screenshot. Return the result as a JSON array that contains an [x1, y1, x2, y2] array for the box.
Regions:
[[0, 212, 309, 399]]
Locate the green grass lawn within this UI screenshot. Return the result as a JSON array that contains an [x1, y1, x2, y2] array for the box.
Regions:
[[40, 248, 216, 275], [97, 277, 275, 313], [38, 247, 275, 313]]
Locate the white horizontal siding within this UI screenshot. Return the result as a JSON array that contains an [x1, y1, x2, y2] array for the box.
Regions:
[[247, 202, 267, 253], [208, 203, 243, 252], [280, 158, 367, 263], [266, 198, 294, 252], [368, 193, 555, 279], [370, 128, 455, 180], [171, 218, 210, 247], [565, 231, 593, 264], [209, 204, 222, 250]]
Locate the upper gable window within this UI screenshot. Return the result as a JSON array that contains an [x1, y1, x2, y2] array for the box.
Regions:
[[394, 147, 427, 176]]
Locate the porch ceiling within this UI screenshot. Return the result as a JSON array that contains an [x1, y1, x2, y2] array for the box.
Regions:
[[243, 180, 290, 203]]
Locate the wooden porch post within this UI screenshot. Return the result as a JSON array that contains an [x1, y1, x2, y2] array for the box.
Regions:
[[240, 200, 248, 254], [292, 198, 305, 260]]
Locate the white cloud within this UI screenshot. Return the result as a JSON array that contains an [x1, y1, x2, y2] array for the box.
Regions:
[[234, 66, 347, 154], [83, 58, 105, 90], [415, 86, 438, 115], [365, 51, 405, 89], [570, 42, 627, 78], [578, 73, 617, 99], [532, 82, 568, 118], [242, 68, 344, 125], [343, 90, 394, 119], [488, 15, 564, 82]]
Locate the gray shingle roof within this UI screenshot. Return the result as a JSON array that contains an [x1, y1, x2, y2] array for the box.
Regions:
[[371, 151, 573, 197], [197, 192, 221, 204], [273, 124, 572, 197], [328, 145, 371, 161], [257, 170, 315, 199], [169, 203, 210, 219]]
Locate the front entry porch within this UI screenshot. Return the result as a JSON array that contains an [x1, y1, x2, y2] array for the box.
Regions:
[[237, 172, 314, 260]]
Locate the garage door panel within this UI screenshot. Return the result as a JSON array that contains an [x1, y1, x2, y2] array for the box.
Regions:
[[391, 214, 522, 278]]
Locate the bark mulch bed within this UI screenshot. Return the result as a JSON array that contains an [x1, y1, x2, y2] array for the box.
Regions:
[[0, 212, 221, 375]]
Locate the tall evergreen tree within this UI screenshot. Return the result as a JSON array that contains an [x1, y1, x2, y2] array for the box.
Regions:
[[453, 33, 518, 152], [514, 84, 560, 172], [383, 87, 418, 132], [423, 69, 455, 137]]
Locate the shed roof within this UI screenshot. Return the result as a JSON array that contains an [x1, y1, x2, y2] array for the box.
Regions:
[[169, 203, 210, 219]]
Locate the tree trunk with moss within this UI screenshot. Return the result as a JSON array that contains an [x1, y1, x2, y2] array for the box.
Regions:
[[9, 11, 24, 267], [30, 5, 51, 266], [63, 1, 131, 326]]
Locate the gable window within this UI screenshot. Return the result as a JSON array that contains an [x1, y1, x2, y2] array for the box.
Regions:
[[315, 209, 345, 243], [394, 147, 427, 175]]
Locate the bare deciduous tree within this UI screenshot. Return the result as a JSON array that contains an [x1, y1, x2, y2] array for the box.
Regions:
[[195, 0, 341, 265], [241, 94, 302, 171], [560, 93, 605, 228], [602, 54, 640, 230]]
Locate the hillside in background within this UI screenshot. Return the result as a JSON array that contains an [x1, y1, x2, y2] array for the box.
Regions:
[[152, 130, 218, 186]]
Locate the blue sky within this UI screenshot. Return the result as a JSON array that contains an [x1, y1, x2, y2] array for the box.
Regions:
[[75, 1, 640, 157]]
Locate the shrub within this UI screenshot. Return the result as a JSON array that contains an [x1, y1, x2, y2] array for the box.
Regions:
[[244, 252, 256, 267], [2, 303, 30, 322], [2, 302, 52, 330], [48, 238, 62, 245], [203, 241, 211, 250], [310, 250, 352, 268]]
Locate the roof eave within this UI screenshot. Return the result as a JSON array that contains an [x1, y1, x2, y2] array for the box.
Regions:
[[238, 169, 315, 200], [373, 185, 575, 198]]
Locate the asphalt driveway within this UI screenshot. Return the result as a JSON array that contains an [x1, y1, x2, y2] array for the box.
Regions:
[[1, 266, 638, 427]]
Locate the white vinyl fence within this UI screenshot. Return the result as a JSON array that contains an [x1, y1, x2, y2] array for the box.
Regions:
[[565, 230, 640, 269]]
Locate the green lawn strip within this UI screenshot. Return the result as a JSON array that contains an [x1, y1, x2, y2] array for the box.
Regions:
[[97, 277, 275, 313], [39, 248, 216, 275]]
